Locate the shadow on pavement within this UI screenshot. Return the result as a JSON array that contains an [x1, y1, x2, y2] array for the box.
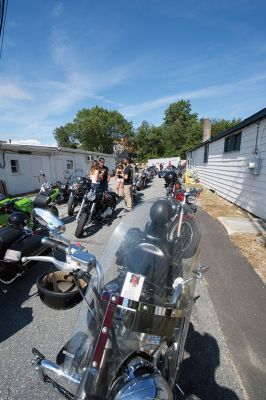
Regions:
[[178, 323, 240, 400], [0, 262, 53, 343]]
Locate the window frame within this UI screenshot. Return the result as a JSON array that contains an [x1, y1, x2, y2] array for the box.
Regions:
[[10, 159, 20, 175], [66, 159, 74, 170], [224, 131, 242, 153]]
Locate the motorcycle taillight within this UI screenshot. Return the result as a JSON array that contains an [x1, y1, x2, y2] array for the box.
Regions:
[[176, 193, 184, 201]]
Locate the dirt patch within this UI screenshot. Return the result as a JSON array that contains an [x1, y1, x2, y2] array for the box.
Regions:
[[190, 185, 266, 284]]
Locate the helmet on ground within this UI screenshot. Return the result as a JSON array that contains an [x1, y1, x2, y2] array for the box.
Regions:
[[164, 170, 177, 184], [8, 212, 29, 228], [150, 198, 172, 225]]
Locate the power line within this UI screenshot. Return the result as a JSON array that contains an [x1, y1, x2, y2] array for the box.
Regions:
[[0, 0, 8, 60]]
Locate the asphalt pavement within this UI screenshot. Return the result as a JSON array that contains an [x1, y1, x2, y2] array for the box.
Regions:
[[0, 176, 264, 400]]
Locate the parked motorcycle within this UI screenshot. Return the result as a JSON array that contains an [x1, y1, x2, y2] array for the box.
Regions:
[[33, 182, 59, 217], [75, 185, 117, 238], [168, 189, 202, 259], [0, 212, 49, 290], [22, 200, 208, 400], [67, 175, 89, 217], [0, 196, 34, 227]]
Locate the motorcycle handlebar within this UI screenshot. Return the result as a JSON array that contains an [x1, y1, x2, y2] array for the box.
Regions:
[[41, 237, 69, 253]]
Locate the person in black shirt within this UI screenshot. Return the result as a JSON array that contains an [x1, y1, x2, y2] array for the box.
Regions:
[[98, 157, 110, 191], [123, 157, 133, 211]]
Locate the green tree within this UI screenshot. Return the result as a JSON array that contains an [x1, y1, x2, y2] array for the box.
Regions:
[[164, 100, 198, 127], [211, 118, 241, 138], [53, 106, 133, 153], [53, 123, 79, 148]]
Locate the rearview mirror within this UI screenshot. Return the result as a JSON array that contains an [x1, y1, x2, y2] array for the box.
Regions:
[[32, 208, 65, 234]]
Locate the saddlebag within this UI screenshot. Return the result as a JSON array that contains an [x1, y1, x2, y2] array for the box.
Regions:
[[34, 193, 50, 208]]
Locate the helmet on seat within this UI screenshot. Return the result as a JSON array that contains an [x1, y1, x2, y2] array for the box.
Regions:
[[164, 170, 177, 184], [8, 212, 29, 228]]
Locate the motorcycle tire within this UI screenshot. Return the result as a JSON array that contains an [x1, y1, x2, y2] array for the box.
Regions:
[[75, 212, 87, 238], [68, 197, 75, 216], [170, 220, 200, 259], [182, 395, 202, 400]]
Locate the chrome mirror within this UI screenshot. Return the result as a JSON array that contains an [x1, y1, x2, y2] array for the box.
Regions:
[[32, 208, 65, 234]]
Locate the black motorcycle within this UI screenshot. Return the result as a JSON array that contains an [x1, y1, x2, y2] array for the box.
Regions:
[[67, 176, 89, 216], [0, 212, 49, 290], [75, 186, 117, 238]]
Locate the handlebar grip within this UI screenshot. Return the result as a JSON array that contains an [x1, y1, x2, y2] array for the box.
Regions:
[[41, 237, 68, 253]]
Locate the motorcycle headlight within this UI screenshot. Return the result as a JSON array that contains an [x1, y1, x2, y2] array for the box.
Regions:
[[187, 195, 196, 204], [87, 191, 96, 201]]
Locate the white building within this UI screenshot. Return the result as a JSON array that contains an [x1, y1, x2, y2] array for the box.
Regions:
[[187, 108, 266, 220], [148, 157, 180, 168], [0, 143, 115, 195]]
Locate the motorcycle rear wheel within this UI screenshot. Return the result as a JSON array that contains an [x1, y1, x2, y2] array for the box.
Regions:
[[68, 197, 75, 216], [75, 212, 87, 238]]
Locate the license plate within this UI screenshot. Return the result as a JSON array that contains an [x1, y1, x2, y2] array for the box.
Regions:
[[4, 249, 22, 261]]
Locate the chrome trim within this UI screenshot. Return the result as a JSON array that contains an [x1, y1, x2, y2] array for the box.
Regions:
[[118, 298, 184, 318]]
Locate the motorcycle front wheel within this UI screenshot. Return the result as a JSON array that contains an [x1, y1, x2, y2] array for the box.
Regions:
[[75, 212, 87, 238], [68, 196, 75, 216], [169, 220, 200, 259]]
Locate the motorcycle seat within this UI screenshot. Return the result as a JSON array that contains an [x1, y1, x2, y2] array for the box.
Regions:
[[34, 193, 50, 208]]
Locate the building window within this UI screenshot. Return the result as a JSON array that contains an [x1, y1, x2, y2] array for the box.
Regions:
[[203, 144, 209, 163], [10, 159, 20, 174], [87, 155, 94, 161], [224, 132, 242, 153], [66, 159, 73, 169]]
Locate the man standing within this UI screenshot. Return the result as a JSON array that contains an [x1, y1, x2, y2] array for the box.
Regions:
[[123, 157, 133, 211], [98, 157, 110, 191]]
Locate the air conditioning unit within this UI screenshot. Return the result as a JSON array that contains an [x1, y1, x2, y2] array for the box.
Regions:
[[87, 155, 94, 161]]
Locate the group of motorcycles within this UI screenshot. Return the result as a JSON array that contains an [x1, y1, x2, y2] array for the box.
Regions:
[[0, 165, 207, 400], [132, 166, 156, 202]]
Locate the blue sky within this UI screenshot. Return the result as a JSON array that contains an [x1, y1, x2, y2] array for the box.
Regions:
[[0, 0, 266, 146]]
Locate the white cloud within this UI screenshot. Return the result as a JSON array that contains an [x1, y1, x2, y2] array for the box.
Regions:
[[9, 139, 56, 146], [0, 82, 32, 100], [51, 2, 64, 18], [119, 74, 266, 117]]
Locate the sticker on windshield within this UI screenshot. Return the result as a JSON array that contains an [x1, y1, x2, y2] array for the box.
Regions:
[[121, 272, 145, 301]]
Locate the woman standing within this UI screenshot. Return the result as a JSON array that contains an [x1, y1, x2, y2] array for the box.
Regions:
[[115, 162, 124, 197], [89, 160, 100, 189]]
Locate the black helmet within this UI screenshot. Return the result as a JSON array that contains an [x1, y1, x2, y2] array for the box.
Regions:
[[164, 170, 177, 184], [8, 212, 29, 228], [150, 198, 172, 225]]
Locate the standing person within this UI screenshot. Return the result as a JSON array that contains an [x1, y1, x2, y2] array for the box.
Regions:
[[98, 157, 110, 191], [123, 157, 133, 211], [89, 160, 99, 189], [115, 162, 124, 197]]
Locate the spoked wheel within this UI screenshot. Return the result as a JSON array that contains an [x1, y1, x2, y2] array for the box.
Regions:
[[169, 220, 200, 259], [75, 212, 87, 238]]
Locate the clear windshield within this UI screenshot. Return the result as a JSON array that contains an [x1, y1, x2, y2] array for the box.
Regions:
[[63, 198, 200, 398]]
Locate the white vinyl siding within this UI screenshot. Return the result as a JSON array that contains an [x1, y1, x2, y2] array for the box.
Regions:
[[188, 118, 266, 220]]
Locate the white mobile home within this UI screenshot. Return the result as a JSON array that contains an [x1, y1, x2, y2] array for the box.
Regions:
[[187, 108, 266, 220], [0, 143, 115, 196]]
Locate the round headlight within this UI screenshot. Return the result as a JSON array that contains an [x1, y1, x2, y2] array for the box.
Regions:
[[187, 195, 196, 204], [87, 191, 96, 201]]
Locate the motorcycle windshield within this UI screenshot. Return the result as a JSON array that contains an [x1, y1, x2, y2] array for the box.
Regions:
[[63, 198, 200, 398]]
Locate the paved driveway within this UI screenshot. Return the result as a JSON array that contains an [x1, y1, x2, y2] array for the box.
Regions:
[[0, 177, 259, 400]]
